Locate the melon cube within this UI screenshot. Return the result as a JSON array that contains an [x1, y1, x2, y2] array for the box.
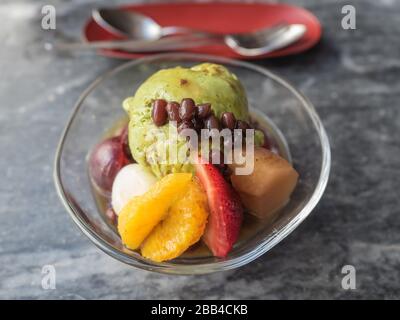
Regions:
[[228, 147, 298, 219]]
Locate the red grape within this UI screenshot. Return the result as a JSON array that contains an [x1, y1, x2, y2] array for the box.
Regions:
[[105, 207, 118, 225], [119, 125, 133, 160], [89, 137, 130, 196]]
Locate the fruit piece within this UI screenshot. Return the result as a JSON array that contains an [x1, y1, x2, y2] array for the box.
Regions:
[[118, 173, 192, 250], [89, 137, 131, 196], [228, 147, 298, 219], [195, 158, 243, 258], [141, 179, 209, 262], [208, 149, 225, 170], [240, 193, 284, 222], [111, 164, 157, 215], [105, 207, 117, 225], [119, 125, 133, 160]]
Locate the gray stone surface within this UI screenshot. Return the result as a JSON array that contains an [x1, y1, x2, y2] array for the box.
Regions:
[[0, 0, 399, 299]]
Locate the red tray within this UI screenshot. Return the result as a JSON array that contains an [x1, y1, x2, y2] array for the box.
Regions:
[[84, 2, 322, 60]]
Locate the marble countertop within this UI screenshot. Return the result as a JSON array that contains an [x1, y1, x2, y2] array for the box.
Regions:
[[0, 0, 399, 299]]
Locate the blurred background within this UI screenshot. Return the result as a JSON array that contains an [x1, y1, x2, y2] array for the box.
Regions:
[[0, 0, 399, 299]]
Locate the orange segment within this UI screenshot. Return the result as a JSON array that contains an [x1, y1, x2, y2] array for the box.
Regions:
[[141, 179, 209, 262], [117, 173, 192, 250]]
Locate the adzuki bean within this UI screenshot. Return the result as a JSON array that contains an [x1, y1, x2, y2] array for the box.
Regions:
[[151, 99, 168, 126], [221, 112, 236, 130], [197, 103, 212, 119], [235, 120, 250, 130], [180, 98, 196, 120], [166, 101, 181, 123], [204, 115, 221, 130]]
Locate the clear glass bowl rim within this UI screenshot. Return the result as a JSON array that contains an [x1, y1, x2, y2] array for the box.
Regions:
[[54, 53, 331, 275]]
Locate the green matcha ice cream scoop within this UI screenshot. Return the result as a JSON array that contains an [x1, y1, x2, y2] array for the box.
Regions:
[[123, 63, 250, 178]]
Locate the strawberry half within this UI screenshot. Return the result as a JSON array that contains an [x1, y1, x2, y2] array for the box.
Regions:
[[195, 158, 243, 258]]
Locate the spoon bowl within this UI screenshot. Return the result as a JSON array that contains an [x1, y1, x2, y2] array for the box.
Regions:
[[93, 9, 162, 40], [226, 24, 307, 57]]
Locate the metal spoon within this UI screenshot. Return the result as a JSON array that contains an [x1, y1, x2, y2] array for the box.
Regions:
[[93, 8, 307, 56], [46, 34, 219, 52], [92, 9, 196, 40]]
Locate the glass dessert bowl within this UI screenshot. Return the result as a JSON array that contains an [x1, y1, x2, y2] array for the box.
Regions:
[[54, 53, 330, 275]]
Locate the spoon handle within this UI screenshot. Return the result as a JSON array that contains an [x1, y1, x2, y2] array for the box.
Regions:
[[161, 26, 221, 38], [46, 35, 219, 52]]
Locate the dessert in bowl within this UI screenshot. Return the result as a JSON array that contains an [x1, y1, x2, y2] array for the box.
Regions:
[[54, 53, 330, 274]]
